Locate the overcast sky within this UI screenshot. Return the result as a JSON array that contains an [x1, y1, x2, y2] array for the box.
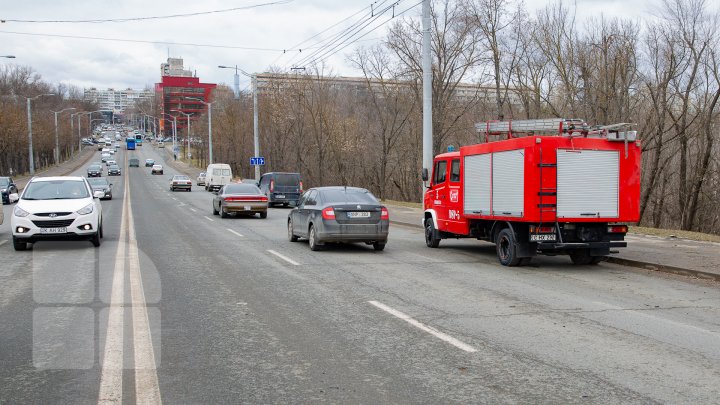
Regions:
[[0, 0, 695, 94]]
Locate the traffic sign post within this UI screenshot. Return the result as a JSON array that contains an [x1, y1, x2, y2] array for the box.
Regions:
[[250, 157, 265, 166]]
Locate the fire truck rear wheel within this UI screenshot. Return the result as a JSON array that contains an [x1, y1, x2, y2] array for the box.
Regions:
[[425, 219, 441, 248], [496, 228, 521, 266]]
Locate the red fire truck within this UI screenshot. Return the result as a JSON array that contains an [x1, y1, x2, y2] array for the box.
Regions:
[[422, 118, 641, 266]]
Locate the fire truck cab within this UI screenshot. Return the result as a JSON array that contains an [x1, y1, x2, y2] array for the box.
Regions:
[[423, 118, 641, 266]]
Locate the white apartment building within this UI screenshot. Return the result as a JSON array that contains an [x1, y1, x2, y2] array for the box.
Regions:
[[83, 87, 154, 113]]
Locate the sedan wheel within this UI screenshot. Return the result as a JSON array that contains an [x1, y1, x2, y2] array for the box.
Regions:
[[220, 207, 229, 218], [288, 219, 298, 242], [308, 225, 322, 251], [212, 203, 219, 215]]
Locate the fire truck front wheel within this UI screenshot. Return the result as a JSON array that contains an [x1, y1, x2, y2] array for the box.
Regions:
[[424, 219, 441, 248], [496, 228, 522, 266]]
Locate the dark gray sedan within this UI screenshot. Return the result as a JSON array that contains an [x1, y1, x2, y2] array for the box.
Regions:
[[87, 177, 112, 200], [287, 186, 389, 251]]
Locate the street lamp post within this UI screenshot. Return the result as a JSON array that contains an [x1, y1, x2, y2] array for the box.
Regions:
[[162, 113, 178, 151], [171, 110, 192, 160], [218, 65, 240, 99], [26, 93, 55, 175], [188, 97, 213, 164], [52, 107, 76, 165], [218, 65, 260, 180]]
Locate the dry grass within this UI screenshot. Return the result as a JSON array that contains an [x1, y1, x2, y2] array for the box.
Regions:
[[381, 199, 423, 209], [629, 226, 720, 243]]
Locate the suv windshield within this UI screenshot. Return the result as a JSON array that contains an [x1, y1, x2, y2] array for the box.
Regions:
[[23, 180, 90, 200]]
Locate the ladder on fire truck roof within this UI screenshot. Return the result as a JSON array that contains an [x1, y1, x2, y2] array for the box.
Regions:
[[475, 118, 591, 140]]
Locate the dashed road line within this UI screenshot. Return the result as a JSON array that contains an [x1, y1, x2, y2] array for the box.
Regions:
[[267, 249, 300, 266], [368, 300, 477, 353], [0, 240, 7, 247], [227, 229, 244, 237], [189, 208, 197, 212], [204, 216, 214, 222]]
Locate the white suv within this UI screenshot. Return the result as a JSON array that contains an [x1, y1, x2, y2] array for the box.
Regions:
[[11, 176, 104, 251]]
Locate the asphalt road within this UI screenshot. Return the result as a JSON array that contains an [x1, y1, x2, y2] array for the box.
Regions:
[[1, 145, 719, 404]]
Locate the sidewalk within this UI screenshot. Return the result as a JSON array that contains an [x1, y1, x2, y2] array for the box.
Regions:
[[157, 151, 720, 282], [13, 146, 96, 190], [384, 203, 720, 281]]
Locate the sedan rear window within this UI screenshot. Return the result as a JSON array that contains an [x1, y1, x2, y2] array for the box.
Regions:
[[224, 184, 260, 194], [320, 189, 379, 204]]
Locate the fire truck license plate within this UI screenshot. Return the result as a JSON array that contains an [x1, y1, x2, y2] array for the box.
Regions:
[[530, 234, 556, 242]]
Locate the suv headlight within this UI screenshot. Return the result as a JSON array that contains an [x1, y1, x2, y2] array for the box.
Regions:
[[1, 188, 6, 193], [77, 203, 94, 215], [14, 206, 30, 217]]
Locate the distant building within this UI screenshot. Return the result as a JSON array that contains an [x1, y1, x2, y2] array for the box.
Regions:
[[83, 87, 154, 114], [155, 57, 216, 134], [254, 73, 524, 105]]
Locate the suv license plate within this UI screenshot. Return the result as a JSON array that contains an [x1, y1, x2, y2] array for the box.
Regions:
[[275, 195, 285, 199], [347, 212, 371, 218], [530, 234, 556, 242], [41, 227, 67, 234]]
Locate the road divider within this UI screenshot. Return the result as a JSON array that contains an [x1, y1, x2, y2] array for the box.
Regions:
[[368, 300, 477, 353]]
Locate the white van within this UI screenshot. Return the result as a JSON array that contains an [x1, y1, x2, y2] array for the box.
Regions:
[[205, 163, 232, 191]]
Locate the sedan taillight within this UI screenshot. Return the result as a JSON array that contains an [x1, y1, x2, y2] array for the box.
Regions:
[[322, 207, 335, 220], [381, 207, 389, 220]]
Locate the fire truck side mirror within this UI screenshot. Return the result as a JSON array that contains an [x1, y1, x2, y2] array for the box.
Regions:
[[421, 168, 429, 182]]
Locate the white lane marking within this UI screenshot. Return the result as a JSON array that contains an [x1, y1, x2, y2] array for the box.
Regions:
[[204, 216, 214, 222], [267, 249, 300, 266], [368, 300, 478, 353], [171, 197, 177, 201], [98, 158, 129, 404], [126, 186, 162, 404], [227, 229, 244, 237], [189, 208, 197, 212], [0, 240, 7, 247]]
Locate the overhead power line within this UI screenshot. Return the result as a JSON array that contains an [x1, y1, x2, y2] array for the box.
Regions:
[[273, 0, 390, 68], [292, 0, 422, 70], [1, 1, 293, 23], [0, 30, 302, 52]]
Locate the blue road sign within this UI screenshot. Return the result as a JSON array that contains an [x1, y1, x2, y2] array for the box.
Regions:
[[250, 157, 265, 166]]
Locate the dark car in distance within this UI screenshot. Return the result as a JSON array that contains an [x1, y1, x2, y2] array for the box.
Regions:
[[145, 159, 155, 167], [87, 177, 113, 200], [287, 187, 389, 251], [108, 165, 121, 176], [1, 177, 19, 204], [87, 164, 103, 177], [129, 158, 140, 167], [258, 172, 302, 207]]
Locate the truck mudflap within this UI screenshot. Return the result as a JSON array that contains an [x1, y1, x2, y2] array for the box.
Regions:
[[537, 241, 627, 250]]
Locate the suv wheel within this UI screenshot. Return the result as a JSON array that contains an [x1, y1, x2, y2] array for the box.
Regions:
[[13, 237, 27, 251]]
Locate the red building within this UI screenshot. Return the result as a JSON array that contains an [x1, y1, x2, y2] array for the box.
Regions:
[[155, 75, 216, 135]]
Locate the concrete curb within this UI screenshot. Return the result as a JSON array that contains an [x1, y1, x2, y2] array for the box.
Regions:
[[605, 257, 720, 282]]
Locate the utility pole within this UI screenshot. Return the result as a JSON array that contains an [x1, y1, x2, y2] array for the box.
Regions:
[[422, 0, 433, 188], [252, 74, 260, 181]]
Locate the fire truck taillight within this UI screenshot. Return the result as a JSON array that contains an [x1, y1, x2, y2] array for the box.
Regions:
[[608, 225, 628, 234], [530, 225, 555, 234], [322, 207, 335, 220]]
